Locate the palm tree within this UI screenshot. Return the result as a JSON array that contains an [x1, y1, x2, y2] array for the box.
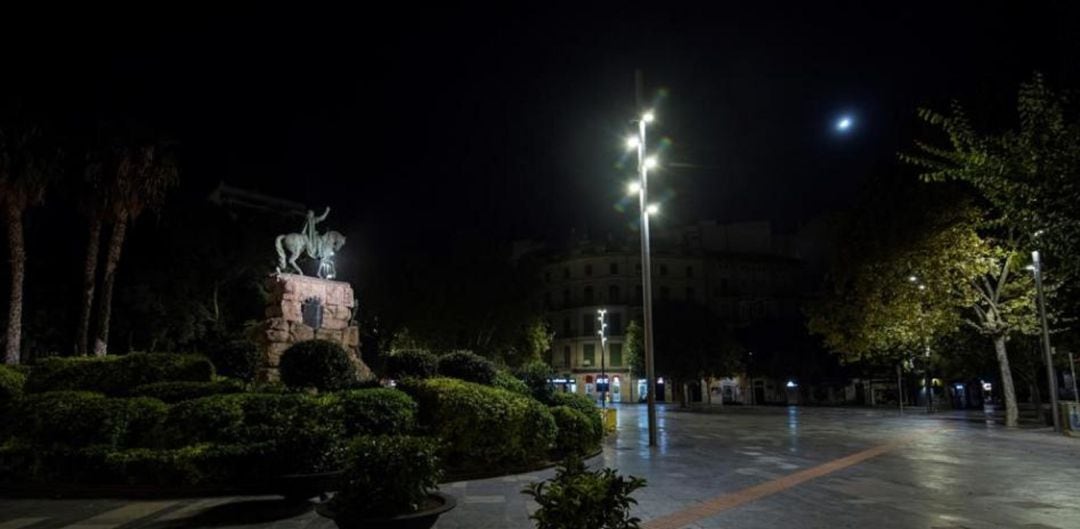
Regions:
[[0, 118, 58, 364], [92, 139, 179, 356]]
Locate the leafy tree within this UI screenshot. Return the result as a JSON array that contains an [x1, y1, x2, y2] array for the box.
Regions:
[[624, 319, 645, 379], [652, 301, 741, 405], [0, 114, 60, 364]]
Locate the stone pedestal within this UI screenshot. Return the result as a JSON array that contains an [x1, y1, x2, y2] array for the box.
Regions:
[[258, 273, 369, 382]]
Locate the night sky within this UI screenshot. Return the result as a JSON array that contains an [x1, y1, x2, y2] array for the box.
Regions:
[[4, 3, 1077, 265]]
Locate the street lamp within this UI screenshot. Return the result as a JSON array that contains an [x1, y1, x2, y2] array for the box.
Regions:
[[597, 308, 608, 409], [627, 99, 659, 448], [1030, 251, 1061, 433]]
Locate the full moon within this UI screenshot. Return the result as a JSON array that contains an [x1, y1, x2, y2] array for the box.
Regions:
[[836, 116, 853, 131]]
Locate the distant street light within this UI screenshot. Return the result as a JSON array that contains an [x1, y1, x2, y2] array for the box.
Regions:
[[908, 275, 933, 413], [646, 203, 659, 216], [1030, 250, 1061, 433]]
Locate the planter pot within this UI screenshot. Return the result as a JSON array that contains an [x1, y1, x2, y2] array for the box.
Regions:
[[316, 491, 456, 529]]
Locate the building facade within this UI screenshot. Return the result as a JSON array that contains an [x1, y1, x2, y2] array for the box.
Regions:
[[537, 221, 802, 404]]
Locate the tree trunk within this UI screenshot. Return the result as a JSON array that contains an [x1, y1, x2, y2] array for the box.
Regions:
[[93, 217, 128, 357], [993, 335, 1019, 428], [76, 217, 102, 356], [4, 203, 25, 365]]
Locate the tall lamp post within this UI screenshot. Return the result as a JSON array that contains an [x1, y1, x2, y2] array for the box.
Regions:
[[908, 275, 933, 413], [597, 308, 608, 409], [1030, 250, 1061, 433], [625, 88, 660, 447]]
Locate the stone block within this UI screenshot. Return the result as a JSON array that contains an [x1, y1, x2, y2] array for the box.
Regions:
[[344, 326, 360, 347], [323, 317, 348, 330], [291, 322, 315, 341], [328, 304, 352, 321], [316, 328, 344, 342], [266, 342, 291, 366]]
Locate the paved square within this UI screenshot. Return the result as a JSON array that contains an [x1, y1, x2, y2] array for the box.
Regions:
[[2, 405, 1078, 528]]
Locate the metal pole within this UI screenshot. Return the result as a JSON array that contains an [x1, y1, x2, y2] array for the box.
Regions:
[[897, 362, 904, 415], [925, 344, 933, 414], [1032, 251, 1061, 433], [636, 69, 658, 448], [598, 308, 607, 409], [1070, 352, 1078, 406]]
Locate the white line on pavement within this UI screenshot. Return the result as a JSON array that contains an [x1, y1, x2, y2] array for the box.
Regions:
[[0, 518, 49, 529], [60, 501, 176, 529]]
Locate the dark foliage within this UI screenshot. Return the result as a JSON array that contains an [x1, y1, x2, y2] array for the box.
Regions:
[[12, 391, 167, 449], [437, 350, 497, 385], [523, 457, 647, 529], [550, 406, 601, 457], [129, 379, 245, 404], [278, 340, 355, 391], [492, 369, 530, 396], [385, 349, 438, 380], [549, 392, 603, 440], [0, 364, 26, 409], [207, 340, 261, 382], [24, 353, 214, 396], [517, 360, 555, 403], [330, 435, 442, 520]]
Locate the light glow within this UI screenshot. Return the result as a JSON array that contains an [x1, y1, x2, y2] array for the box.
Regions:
[[644, 156, 658, 169], [646, 203, 659, 215], [642, 111, 655, 123], [626, 136, 640, 150], [627, 181, 641, 195], [836, 116, 852, 131]]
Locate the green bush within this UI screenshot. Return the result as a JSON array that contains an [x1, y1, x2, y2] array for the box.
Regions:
[[493, 369, 530, 396], [331, 435, 442, 520], [385, 349, 438, 380], [25, 353, 214, 396], [158, 394, 247, 446], [550, 392, 603, 440], [279, 340, 355, 391], [523, 457, 647, 529], [517, 360, 555, 403], [402, 377, 555, 469], [130, 379, 245, 403], [550, 406, 601, 457], [0, 364, 27, 409], [327, 388, 417, 436], [13, 392, 167, 449], [207, 340, 261, 382], [437, 350, 497, 385]]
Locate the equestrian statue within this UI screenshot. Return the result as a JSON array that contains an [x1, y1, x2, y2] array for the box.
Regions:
[[275, 207, 346, 279]]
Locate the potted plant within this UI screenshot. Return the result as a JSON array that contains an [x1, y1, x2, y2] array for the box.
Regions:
[[523, 456, 646, 529], [317, 435, 455, 529]]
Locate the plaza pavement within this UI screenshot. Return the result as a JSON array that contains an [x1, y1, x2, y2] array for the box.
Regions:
[[2, 404, 1078, 528]]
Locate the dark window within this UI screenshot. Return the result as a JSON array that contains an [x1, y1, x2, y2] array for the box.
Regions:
[[721, 278, 729, 292], [713, 287, 720, 298], [583, 314, 595, 336], [609, 313, 623, 335], [544, 291, 552, 309], [686, 266, 694, 278], [660, 264, 668, 276], [583, 344, 596, 366], [545, 271, 551, 283], [563, 345, 571, 366], [563, 267, 570, 279], [563, 317, 571, 336], [609, 285, 620, 303], [610, 262, 618, 275], [660, 286, 670, 300], [636, 262, 642, 272], [584, 286, 594, 304], [562, 289, 570, 307], [636, 285, 643, 303], [686, 287, 695, 301], [585, 264, 593, 276], [609, 343, 623, 367]]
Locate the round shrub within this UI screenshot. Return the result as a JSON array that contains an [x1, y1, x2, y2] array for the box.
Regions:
[[327, 388, 417, 436], [402, 377, 556, 470], [385, 349, 437, 380], [13, 392, 168, 449], [517, 360, 554, 403], [207, 340, 261, 382], [331, 435, 442, 521], [25, 353, 214, 396], [550, 405, 601, 457], [130, 379, 245, 404], [550, 392, 603, 440], [492, 369, 530, 396], [437, 350, 497, 385], [279, 340, 355, 391]]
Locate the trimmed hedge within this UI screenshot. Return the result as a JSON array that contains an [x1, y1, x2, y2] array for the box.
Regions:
[[550, 391, 603, 440], [279, 340, 355, 391], [12, 391, 168, 449], [327, 388, 417, 436], [492, 369, 530, 396], [436, 351, 497, 385], [0, 364, 26, 409], [550, 406, 602, 457], [401, 377, 555, 469], [130, 379, 245, 404], [207, 340, 261, 382], [517, 360, 555, 403], [25, 354, 214, 396], [385, 349, 437, 380]]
